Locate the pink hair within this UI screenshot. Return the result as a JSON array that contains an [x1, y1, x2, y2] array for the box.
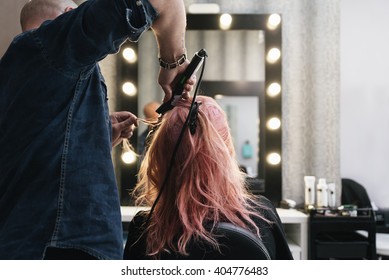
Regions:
[[133, 95, 269, 257]]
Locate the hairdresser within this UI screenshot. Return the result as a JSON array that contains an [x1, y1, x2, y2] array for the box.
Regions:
[[0, 0, 195, 260]]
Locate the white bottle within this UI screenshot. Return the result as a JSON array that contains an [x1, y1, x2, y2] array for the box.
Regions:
[[316, 178, 328, 208], [304, 176, 316, 208], [327, 183, 336, 208]]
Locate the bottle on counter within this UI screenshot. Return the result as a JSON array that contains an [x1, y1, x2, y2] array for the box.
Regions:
[[327, 183, 336, 208], [316, 178, 328, 208], [304, 176, 316, 209]]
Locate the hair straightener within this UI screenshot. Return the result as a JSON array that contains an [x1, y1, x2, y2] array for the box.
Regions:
[[155, 49, 208, 115]]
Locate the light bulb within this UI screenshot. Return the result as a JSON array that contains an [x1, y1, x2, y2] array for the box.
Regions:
[[219, 14, 232, 30], [267, 82, 281, 97], [267, 152, 281, 165], [121, 151, 136, 164], [267, 14, 281, 30], [266, 48, 281, 63], [122, 47, 137, 63], [267, 117, 281, 130], [122, 82, 137, 96]]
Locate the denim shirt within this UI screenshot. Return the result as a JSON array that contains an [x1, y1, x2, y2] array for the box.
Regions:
[[0, 0, 157, 259]]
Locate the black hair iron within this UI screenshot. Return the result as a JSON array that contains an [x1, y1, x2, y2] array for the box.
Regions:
[[156, 49, 208, 115]]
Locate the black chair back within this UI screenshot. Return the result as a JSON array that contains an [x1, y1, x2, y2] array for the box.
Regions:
[[160, 222, 271, 260], [341, 178, 372, 208]]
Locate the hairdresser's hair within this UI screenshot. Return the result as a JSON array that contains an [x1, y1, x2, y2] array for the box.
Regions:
[[133, 95, 270, 257]]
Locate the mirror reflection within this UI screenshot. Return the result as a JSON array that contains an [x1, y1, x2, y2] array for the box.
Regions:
[[139, 29, 264, 177], [116, 14, 282, 206]]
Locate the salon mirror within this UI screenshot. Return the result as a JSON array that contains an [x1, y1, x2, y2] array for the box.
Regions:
[[116, 14, 282, 206]]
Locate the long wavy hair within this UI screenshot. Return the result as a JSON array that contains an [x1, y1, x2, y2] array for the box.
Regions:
[[133, 95, 270, 257]]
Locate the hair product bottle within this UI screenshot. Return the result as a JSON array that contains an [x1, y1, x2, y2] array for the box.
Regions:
[[304, 176, 316, 209], [316, 178, 328, 208], [327, 183, 336, 208], [242, 140, 253, 159]]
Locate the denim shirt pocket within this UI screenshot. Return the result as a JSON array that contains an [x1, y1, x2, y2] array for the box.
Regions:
[[126, 0, 158, 42]]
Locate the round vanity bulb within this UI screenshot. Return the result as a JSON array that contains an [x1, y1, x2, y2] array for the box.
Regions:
[[122, 82, 137, 96], [267, 152, 281, 165], [121, 150, 136, 164], [122, 47, 137, 63], [266, 48, 281, 63], [267, 14, 281, 30], [267, 117, 281, 130], [267, 82, 281, 97], [219, 13, 232, 30]]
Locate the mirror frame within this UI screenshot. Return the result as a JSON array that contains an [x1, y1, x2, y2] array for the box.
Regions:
[[116, 13, 282, 207]]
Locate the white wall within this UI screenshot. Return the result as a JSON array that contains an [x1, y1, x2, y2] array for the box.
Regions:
[[0, 0, 25, 57], [0, 0, 86, 57], [340, 0, 389, 207]]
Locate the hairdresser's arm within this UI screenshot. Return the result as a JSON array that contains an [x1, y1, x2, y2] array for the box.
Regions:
[[110, 112, 138, 147], [149, 0, 195, 101]]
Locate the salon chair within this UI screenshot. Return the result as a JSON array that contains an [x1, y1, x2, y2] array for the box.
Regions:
[[160, 222, 271, 260], [341, 178, 389, 259]]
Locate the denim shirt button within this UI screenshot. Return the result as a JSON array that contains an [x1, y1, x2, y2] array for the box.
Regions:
[[136, 1, 142, 6]]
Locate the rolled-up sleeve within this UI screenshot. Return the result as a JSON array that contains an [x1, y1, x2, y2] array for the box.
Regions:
[[35, 0, 158, 73]]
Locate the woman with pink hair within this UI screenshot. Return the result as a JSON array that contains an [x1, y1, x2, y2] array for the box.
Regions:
[[124, 96, 292, 259]]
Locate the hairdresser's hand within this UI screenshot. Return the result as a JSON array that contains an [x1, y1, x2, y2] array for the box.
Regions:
[[158, 60, 197, 103], [110, 111, 138, 147]]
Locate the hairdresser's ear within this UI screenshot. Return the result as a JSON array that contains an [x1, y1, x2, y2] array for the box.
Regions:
[[64, 7, 74, 13]]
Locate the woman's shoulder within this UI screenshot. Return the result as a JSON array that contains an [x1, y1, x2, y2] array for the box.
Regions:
[[253, 195, 294, 260], [132, 210, 150, 225], [251, 195, 284, 231], [256, 195, 275, 208], [124, 210, 150, 259], [253, 195, 278, 217]]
